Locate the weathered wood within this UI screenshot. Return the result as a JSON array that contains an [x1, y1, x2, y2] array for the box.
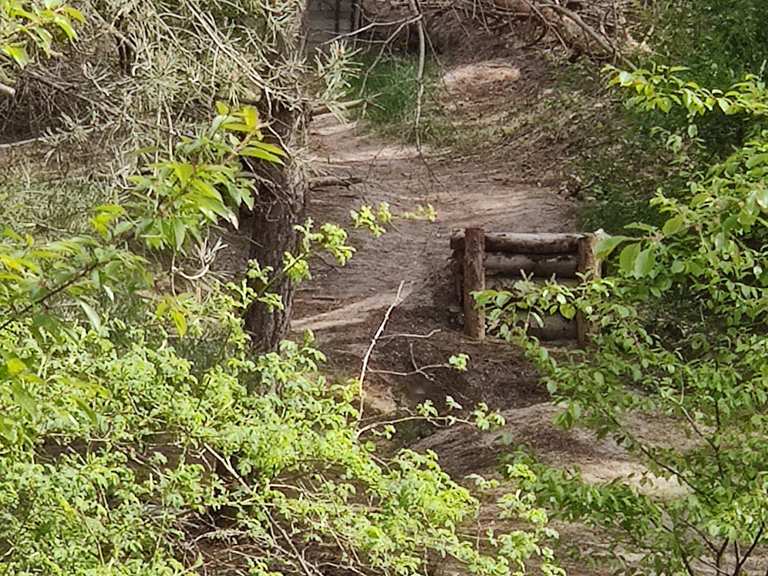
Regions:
[[462, 227, 486, 340], [452, 250, 464, 306], [527, 316, 578, 341], [451, 231, 584, 254], [576, 234, 601, 346], [486, 276, 581, 291], [485, 253, 578, 278]]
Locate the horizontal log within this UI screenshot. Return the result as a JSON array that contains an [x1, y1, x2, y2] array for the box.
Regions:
[[485, 253, 578, 278], [527, 315, 577, 341], [486, 276, 581, 291], [451, 231, 585, 254]]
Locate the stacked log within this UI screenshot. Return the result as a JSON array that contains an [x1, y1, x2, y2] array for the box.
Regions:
[[451, 229, 600, 344]]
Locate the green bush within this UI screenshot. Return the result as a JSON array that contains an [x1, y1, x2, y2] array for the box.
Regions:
[[482, 66, 768, 576]]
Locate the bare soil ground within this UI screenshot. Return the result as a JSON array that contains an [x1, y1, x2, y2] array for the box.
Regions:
[[295, 46, 588, 428], [291, 40, 683, 574], [296, 72, 575, 419]]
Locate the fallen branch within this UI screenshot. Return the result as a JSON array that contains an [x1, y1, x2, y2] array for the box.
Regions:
[[311, 98, 367, 118], [380, 329, 441, 340], [309, 175, 364, 189], [358, 281, 406, 419], [539, 1, 636, 68]]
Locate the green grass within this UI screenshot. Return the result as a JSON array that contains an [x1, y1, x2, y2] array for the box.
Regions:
[[347, 54, 441, 142]]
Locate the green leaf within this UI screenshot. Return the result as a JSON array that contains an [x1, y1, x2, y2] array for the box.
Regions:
[[173, 163, 195, 187], [170, 308, 187, 337], [662, 215, 686, 236], [78, 300, 102, 332], [560, 302, 576, 320], [634, 247, 656, 278], [619, 242, 641, 275], [2, 44, 30, 67], [252, 141, 287, 157], [6, 357, 26, 376], [173, 220, 187, 250], [596, 235, 632, 259], [241, 146, 285, 165], [11, 381, 38, 419], [0, 416, 18, 444], [62, 6, 86, 23], [618, 70, 634, 86], [53, 15, 76, 39], [241, 106, 260, 130]]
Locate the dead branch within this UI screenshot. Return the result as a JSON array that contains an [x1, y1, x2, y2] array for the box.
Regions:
[[358, 281, 406, 419], [309, 175, 364, 189]]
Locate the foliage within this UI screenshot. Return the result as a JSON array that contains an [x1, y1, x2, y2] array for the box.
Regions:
[[0, 94, 560, 576], [479, 67, 768, 575], [648, 0, 768, 89], [0, 0, 83, 93], [579, 0, 768, 232]]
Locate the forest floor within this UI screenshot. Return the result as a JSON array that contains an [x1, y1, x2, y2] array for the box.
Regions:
[[292, 40, 678, 574]]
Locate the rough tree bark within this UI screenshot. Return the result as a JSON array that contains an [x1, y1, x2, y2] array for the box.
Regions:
[[243, 3, 310, 352], [243, 135, 308, 351]]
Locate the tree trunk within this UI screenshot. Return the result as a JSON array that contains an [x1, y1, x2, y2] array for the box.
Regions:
[[243, 2, 310, 352], [244, 142, 308, 351]]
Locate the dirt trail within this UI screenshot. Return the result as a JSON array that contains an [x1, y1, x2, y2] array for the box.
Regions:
[[293, 57, 680, 575], [294, 58, 576, 422], [295, 74, 666, 480]]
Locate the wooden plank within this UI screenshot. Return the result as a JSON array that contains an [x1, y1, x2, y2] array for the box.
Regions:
[[462, 227, 486, 340], [451, 231, 584, 254], [485, 253, 578, 278], [528, 316, 578, 341], [452, 250, 464, 306], [576, 234, 601, 346], [486, 277, 581, 291]]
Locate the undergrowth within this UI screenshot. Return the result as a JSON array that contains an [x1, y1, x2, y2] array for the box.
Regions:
[[348, 53, 443, 143], [576, 1, 768, 233]]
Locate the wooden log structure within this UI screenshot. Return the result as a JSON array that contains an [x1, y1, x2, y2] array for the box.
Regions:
[[451, 228, 601, 344], [462, 227, 486, 341], [576, 234, 601, 345], [451, 231, 585, 254], [485, 253, 578, 278]]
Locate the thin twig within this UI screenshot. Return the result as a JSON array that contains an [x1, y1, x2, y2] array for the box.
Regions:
[[380, 329, 441, 340], [407, 0, 427, 150], [358, 281, 406, 419], [0, 81, 15, 97]]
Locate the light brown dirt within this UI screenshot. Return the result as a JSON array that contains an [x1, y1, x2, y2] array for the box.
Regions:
[[290, 49, 695, 575], [294, 52, 577, 426]]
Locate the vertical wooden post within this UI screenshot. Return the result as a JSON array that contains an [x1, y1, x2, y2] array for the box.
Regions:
[[452, 249, 464, 307], [334, 0, 341, 34], [576, 234, 601, 346], [463, 227, 486, 340]]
